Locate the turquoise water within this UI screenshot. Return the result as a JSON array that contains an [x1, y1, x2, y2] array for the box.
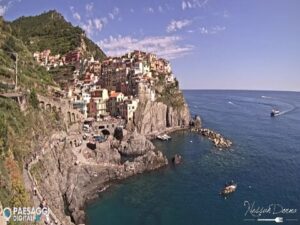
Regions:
[[86, 90, 300, 225]]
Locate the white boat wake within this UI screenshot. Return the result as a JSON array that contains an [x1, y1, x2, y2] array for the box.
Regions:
[[261, 95, 272, 99], [228, 101, 235, 105]]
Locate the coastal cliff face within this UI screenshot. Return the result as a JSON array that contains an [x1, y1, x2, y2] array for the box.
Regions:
[[30, 128, 168, 225], [134, 100, 190, 136]]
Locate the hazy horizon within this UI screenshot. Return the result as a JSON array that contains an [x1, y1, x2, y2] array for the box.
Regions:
[[182, 88, 300, 92], [1, 0, 299, 91]]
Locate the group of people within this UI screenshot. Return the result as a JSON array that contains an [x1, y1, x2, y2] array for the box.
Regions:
[[70, 139, 82, 147]]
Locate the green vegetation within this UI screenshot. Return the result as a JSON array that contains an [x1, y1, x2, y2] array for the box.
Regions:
[[155, 75, 185, 109], [29, 88, 39, 109], [0, 97, 64, 214], [30, 161, 44, 184], [0, 16, 55, 93], [0, 98, 31, 210], [10, 10, 106, 60], [0, 11, 106, 223], [49, 64, 75, 89]]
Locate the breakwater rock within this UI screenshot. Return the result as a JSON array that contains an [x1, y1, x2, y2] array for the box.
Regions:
[[199, 128, 232, 149]]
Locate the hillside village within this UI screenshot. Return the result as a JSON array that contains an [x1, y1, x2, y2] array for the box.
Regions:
[[0, 11, 190, 225], [33, 48, 176, 122]]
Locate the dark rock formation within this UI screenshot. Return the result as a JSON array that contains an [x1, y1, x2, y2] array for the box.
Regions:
[[189, 115, 202, 131], [117, 130, 155, 156], [172, 154, 183, 164]]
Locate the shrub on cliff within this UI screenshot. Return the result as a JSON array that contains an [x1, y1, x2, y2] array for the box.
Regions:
[[114, 127, 123, 141], [29, 88, 39, 109]]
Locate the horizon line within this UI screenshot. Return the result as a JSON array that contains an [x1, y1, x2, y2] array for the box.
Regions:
[[181, 88, 300, 93]]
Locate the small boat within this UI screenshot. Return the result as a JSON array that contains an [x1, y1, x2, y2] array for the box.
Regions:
[[270, 109, 280, 117], [157, 134, 171, 141], [220, 181, 237, 196]]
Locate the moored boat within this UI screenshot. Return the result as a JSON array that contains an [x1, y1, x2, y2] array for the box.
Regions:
[[220, 181, 237, 195], [157, 134, 171, 141]]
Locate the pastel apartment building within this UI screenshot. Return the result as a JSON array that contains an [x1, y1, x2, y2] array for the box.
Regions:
[[119, 98, 139, 122]]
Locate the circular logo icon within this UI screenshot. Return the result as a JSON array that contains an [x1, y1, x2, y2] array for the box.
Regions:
[[3, 207, 12, 221]]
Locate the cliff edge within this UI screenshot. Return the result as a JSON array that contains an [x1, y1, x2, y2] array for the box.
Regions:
[[134, 76, 190, 136], [134, 100, 190, 136]]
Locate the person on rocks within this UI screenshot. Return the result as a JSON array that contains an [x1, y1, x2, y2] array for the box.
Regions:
[[33, 186, 37, 196], [41, 198, 47, 208]]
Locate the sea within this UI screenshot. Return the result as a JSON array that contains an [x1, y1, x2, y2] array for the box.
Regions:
[[86, 90, 300, 225]]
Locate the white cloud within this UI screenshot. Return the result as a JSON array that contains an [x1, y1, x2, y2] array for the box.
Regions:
[[82, 19, 93, 35], [199, 27, 209, 34], [0, 0, 21, 16], [0, 5, 7, 16], [211, 26, 226, 34], [78, 5, 117, 35], [213, 10, 230, 18], [85, 2, 94, 12], [81, 17, 107, 35], [223, 10, 230, 18], [167, 19, 192, 33], [70, 6, 81, 21], [113, 7, 120, 15], [199, 26, 226, 34], [93, 18, 104, 31], [102, 17, 108, 24], [73, 12, 81, 21], [108, 7, 119, 20], [158, 5, 163, 13], [182, 1, 187, 10], [97, 35, 194, 59], [108, 13, 114, 20], [148, 7, 154, 13], [182, 0, 208, 10]]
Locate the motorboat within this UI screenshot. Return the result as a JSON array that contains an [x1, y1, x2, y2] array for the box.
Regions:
[[220, 181, 237, 195], [157, 134, 171, 141], [270, 109, 280, 117]]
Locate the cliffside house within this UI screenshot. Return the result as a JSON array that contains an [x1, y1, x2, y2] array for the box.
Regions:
[[107, 91, 125, 116], [119, 98, 139, 121]]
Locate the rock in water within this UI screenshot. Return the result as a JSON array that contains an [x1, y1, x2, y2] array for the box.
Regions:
[[190, 115, 202, 131], [172, 154, 183, 164], [199, 128, 232, 149]]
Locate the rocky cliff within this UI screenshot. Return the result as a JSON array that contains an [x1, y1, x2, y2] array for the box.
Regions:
[[29, 127, 168, 225], [134, 100, 190, 136]]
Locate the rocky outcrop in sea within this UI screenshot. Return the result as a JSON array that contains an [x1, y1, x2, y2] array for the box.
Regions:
[[199, 128, 232, 149]]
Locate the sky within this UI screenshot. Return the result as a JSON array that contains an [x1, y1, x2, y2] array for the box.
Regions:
[[1, 0, 300, 91]]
